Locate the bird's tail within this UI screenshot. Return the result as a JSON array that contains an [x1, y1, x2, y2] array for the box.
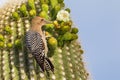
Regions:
[[32, 52, 54, 73], [44, 57, 54, 73]]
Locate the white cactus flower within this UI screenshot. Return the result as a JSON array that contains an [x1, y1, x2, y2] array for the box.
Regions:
[[57, 10, 70, 22]]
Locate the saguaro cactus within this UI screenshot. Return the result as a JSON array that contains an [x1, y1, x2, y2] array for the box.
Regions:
[[0, 0, 89, 80]]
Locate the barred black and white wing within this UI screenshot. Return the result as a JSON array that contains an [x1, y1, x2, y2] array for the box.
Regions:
[[25, 31, 45, 72], [25, 31, 54, 72]]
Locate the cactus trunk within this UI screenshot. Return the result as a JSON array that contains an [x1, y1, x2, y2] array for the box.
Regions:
[[0, 0, 89, 80]]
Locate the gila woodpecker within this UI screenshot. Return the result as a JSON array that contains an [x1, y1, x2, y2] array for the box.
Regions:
[[25, 16, 54, 72]]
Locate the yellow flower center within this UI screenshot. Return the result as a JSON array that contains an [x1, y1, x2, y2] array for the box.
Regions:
[[63, 13, 68, 18]]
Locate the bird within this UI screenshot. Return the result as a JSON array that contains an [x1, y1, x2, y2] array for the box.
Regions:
[[25, 16, 54, 73]]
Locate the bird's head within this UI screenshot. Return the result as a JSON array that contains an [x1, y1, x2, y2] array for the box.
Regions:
[[31, 16, 51, 28]]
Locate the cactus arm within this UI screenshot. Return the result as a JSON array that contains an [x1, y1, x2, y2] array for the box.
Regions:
[[9, 21, 20, 80], [17, 19, 29, 80], [2, 50, 11, 80]]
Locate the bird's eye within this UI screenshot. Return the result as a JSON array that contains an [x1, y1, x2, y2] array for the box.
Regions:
[[41, 19, 44, 21]]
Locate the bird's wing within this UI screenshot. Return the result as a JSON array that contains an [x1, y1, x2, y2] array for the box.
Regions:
[[45, 57, 54, 72], [25, 31, 45, 52], [25, 31, 54, 72], [25, 31, 45, 72]]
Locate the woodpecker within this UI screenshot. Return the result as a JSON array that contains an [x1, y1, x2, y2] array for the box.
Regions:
[[25, 16, 54, 73]]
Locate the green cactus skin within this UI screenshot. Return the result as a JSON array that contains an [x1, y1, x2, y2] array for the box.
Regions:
[[17, 19, 29, 80], [28, 0, 36, 10], [0, 50, 2, 79], [40, 0, 49, 4], [51, 4, 61, 20], [65, 8, 71, 13], [2, 50, 11, 80], [19, 4, 29, 17], [0, 34, 4, 41], [10, 21, 21, 80], [71, 33, 78, 40], [60, 25, 71, 34], [41, 4, 49, 12], [63, 32, 72, 41], [0, 0, 89, 80], [12, 12, 20, 21], [50, 0, 58, 8], [58, 0, 64, 3], [29, 9, 36, 17], [4, 25, 12, 35], [39, 11, 49, 20], [71, 27, 79, 34]]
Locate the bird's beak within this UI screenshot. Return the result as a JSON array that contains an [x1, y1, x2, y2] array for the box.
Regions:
[[44, 20, 52, 24]]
